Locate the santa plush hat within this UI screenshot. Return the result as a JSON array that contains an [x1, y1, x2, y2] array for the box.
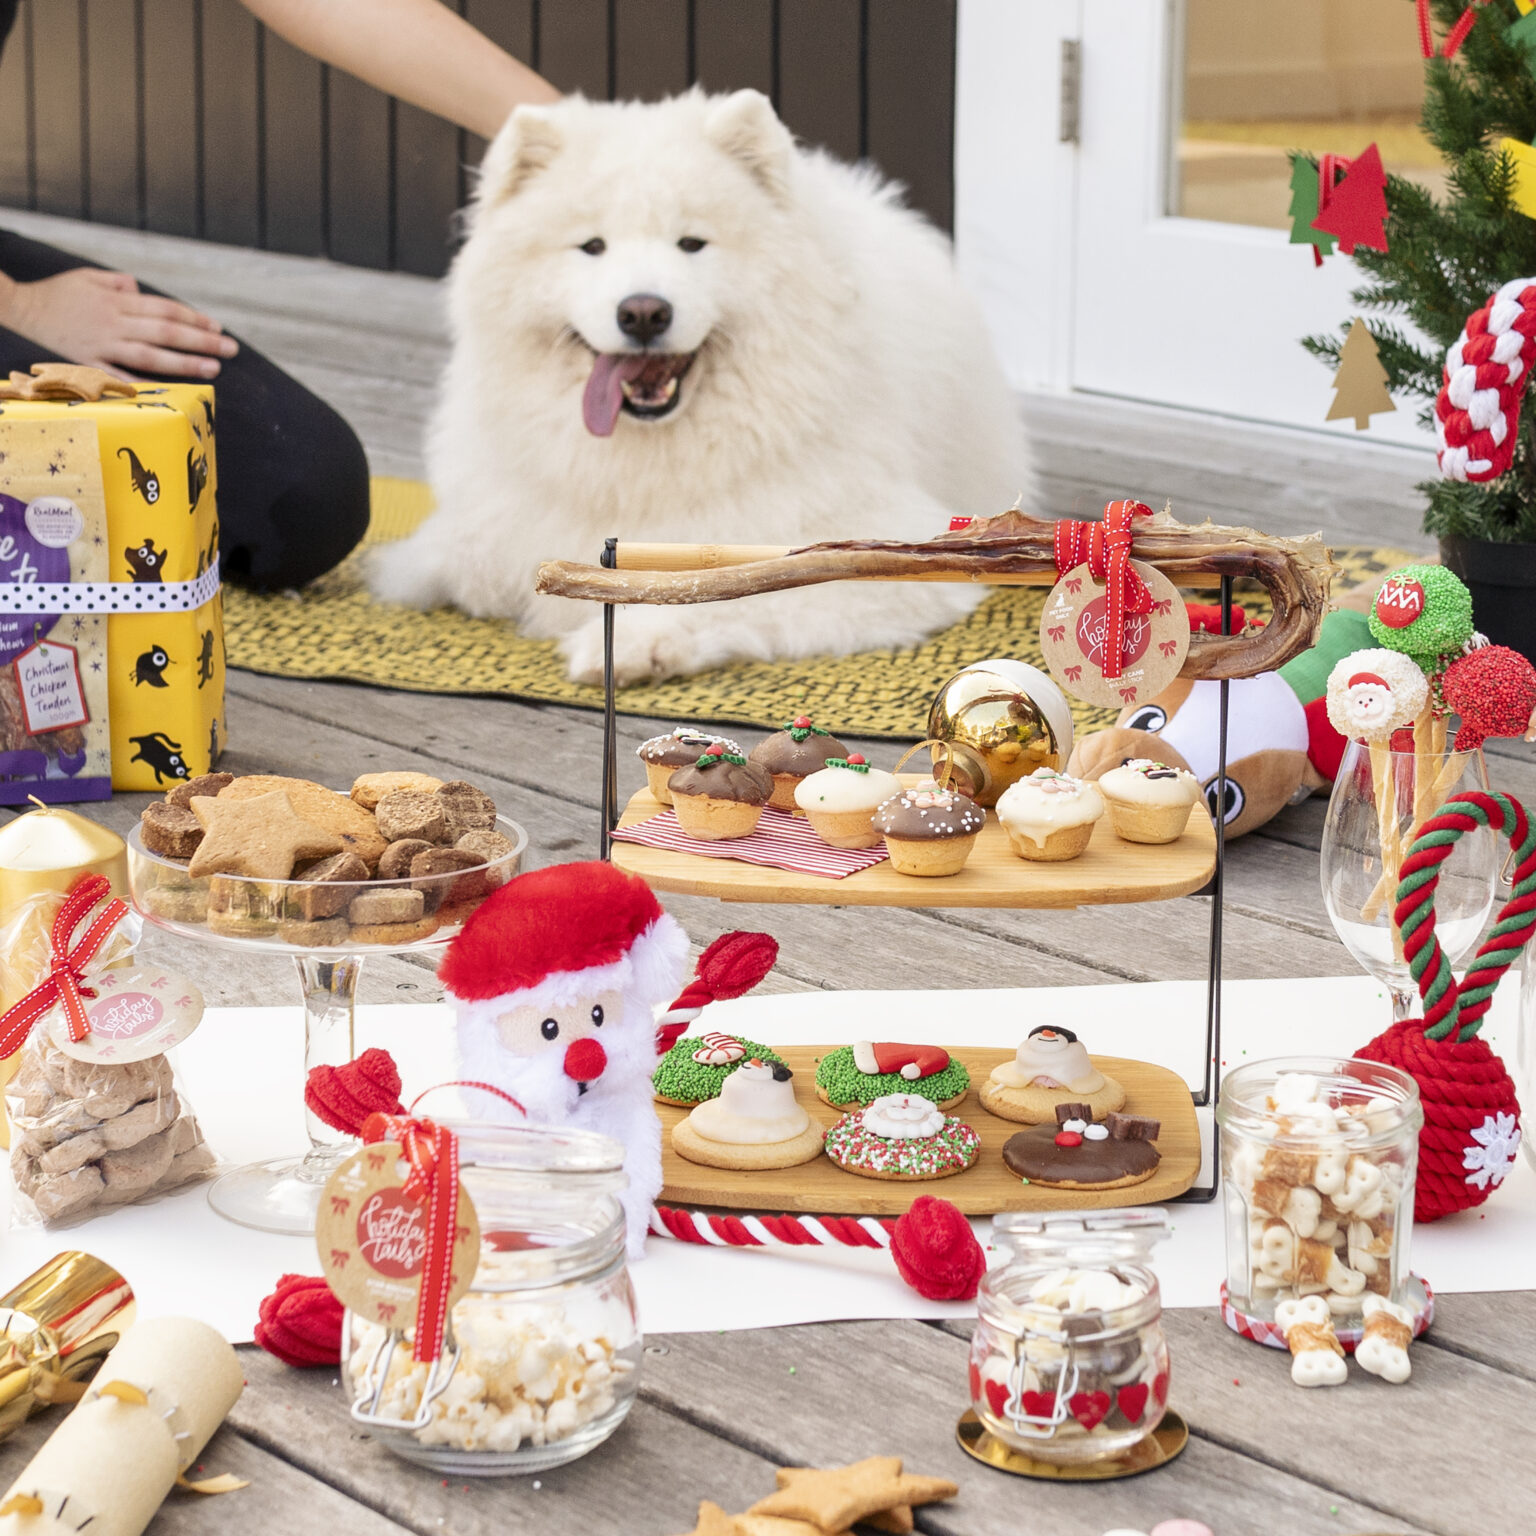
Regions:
[[440, 861, 689, 1034]]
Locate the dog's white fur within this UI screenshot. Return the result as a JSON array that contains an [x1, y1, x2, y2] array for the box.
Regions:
[[369, 89, 1035, 682]]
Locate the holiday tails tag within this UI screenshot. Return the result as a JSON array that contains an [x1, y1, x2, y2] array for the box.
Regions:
[[1039, 559, 1189, 709], [47, 963, 204, 1063], [318, 1141, 480, 1330]]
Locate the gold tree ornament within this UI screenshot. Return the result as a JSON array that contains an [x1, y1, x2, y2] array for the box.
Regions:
[[1327, 318, 1396, 430]]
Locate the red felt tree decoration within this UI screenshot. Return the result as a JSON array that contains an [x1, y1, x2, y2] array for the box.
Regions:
[[1312, 143, 1390, 257], [1357, 790, 1532, 1221]]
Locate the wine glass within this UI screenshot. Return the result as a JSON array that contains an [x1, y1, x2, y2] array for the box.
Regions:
[[1320, 735, 1497, 1024]]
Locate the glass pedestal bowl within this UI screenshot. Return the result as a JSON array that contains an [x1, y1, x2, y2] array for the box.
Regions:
[[126, 814, 526, 1234]]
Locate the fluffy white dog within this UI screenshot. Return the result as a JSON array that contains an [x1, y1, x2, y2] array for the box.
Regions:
[[369, 88, 1035, 682]]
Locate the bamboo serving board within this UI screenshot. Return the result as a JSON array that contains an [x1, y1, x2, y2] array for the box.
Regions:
[[613, 782, 1216, 908], [658, 1050, 1200, 1215]]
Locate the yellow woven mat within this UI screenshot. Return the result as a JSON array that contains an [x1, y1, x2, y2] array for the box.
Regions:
[[222, 479, 1417, 739]]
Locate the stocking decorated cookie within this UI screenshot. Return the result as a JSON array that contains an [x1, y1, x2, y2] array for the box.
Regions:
[[980, 1025, 1126, 1124], [815, 1041, 970, 1111]]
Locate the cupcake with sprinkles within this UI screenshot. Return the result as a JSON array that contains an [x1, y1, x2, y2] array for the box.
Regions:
[[653, 1031, 785, 1106], [1097, 758, 1200, 844], [816, 1040, 970, 1111], [872, 779, 986, 876], [638, 726, 744, 805], [824, 1092, 981, 1182]]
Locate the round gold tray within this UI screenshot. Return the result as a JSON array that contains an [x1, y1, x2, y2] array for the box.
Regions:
[[955, 1406, 1189, 1481]]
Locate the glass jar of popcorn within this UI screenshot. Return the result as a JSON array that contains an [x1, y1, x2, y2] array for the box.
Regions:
[[1217, 1057, 1421, 1329], [969, 1210, 1171, 1465], [341, 1123, 640, 1475]]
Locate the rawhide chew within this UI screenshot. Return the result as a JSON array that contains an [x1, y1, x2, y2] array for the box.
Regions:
[[1324, 649, 1429, 743], [1274, 1295, 1346, 1387], [1367, 563, 1474, 667], [1355, 1294, 1414, 1383]]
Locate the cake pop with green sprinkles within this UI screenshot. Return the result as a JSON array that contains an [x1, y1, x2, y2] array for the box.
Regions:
[[1367, 564, 1474, 671]]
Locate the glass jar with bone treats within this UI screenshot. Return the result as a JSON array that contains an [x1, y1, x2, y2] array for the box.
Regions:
[[969, 1210, 1171, 1465], [1216, 1058, 1421, 1327], [342, 1124, 640, 1475]]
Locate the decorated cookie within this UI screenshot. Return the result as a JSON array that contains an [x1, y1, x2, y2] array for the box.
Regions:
[[638, 726, 744, 805], [871, 780, 986, 876], [1002, 1105, 1161, 1190], [980, 1025, 1126, 1123], [815, 1042, 970, 1111], [794, 756, 903, 849], [1323, 649, 1429, 744], [1367, 564, 1474, 671], [824, 1093, 981, 1181], [672, 1058, 825, 1171], [995, 767, 1104, 861], [653, 1034, 784, 1106], [1097, 758, 1200, 845], [749, 717, 849, 811], [668, 745, 774, 840]]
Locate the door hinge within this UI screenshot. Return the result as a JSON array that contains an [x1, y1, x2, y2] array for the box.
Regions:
[[1059, 39, 1081, 145]]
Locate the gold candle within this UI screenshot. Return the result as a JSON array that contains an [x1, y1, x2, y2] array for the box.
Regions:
[[0, 802, 128, 1147]]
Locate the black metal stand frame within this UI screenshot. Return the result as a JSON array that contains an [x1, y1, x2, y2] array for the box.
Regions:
[[596, 549, 1229, 1201]]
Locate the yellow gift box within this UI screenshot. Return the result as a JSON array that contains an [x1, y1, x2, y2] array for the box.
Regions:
[[0, 383, 225, 790]]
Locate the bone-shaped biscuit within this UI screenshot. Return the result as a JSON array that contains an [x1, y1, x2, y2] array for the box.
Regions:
[[1275, 1295, 1346, 1387], [1355, 1295, 1413, 1384]]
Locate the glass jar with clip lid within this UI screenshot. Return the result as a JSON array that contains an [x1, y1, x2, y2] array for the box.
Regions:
[[961, 1209, 1183, 1477]]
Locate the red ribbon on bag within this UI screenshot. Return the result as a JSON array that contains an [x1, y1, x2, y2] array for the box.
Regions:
[[1052, 499, 1155, 680], [359, 1111, 460, 1363], [0, 875, 129, 1059]]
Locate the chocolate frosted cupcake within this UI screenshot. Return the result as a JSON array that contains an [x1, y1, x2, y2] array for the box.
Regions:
[[749, 716, 849, 811], [637, 726, 743, 805], [668, 744, 773, 840], [872, 780, 986, 876]]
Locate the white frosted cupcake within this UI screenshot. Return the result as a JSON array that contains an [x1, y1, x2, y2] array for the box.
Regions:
[[794, 755, 902, 849], [995, 767, 1104, 862], [1098, 758, 1201, 844]]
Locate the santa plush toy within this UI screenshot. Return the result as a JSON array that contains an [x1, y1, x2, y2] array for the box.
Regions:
[[440, 861, 689, 1258]]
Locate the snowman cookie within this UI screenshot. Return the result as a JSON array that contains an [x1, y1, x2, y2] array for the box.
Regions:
[[671, 1058, 825, 1171], [980, 1025, 1126, 1124]]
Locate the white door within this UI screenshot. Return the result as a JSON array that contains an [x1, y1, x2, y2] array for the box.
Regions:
[[955, 0, 1438, 447]]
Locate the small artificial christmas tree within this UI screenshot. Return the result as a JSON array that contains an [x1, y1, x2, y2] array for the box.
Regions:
[[1327, 319, 1398, 429], [1302, 0, 1536, 543]]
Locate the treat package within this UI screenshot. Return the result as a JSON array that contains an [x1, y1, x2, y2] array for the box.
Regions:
[[1, 889, 216, 1228]]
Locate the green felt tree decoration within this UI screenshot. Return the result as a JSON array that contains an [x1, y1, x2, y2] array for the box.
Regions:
[[1301, 0, 1536, 544], [1288, 156, 1337, 261]]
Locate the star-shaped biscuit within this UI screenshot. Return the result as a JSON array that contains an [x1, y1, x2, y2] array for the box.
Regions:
[[748, 1459, 956, 1532], [676, 1503, 743, 1536], [0, 364, 136, 401], [734, 1516, 823, 1536], [760, 1473, 914, 1534], [187, 790, 344, 881]]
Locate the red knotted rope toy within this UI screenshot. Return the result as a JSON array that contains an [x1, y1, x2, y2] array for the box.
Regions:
[[1053, 499, 1155, 681], [0, 874, 129, 1057], [1357, 790, 1531, 1221], [655, 930, 779, 1055], [255, 1274, 345, 1368]]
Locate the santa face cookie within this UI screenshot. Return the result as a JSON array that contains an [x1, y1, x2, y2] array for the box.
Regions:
[[671, 1058, 825, 1171], [816, 1042, 970, 1111], [1002, 1108, 1162, 1191], [652, 1032, 784, 1106], [980, 1025, 1126, 1124], [823, 1093, 981, 1181]]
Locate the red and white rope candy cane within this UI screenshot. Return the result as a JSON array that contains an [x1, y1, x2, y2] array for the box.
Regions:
[[1435, 278, 1536, 483], [651, 1204, 895, 1251], [1053, 499, 1154, 680], [654, 931, 779, 1056]]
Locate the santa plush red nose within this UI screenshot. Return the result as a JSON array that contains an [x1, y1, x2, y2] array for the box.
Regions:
[[563, 1037, 607, 1083]]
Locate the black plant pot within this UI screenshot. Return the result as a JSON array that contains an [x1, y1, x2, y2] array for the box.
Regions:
[[1440, 534, 1536, 661]]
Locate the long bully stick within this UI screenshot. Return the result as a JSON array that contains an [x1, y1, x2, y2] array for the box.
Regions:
[[536, 508, 1335, 679]]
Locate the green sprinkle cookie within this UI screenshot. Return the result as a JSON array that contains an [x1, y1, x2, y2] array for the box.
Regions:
[[653, 1035, 784, 1105], [814, 1045, 970, 1110]]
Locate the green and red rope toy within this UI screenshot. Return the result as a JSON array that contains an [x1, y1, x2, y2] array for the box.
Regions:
[[1358, 789, 1533, 1221]]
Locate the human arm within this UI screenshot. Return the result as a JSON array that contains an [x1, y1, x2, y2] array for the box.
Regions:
[[241, 0, 559, 139]]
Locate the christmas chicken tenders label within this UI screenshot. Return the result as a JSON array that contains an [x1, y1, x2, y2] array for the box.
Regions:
[[318, 1142, 480, 1329], [1039, 559, 1189, 708], [47, 963, 204, 1064]]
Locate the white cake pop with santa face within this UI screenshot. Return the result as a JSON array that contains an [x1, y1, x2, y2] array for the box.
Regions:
[[1324, 649, 1429, 744], [980, 1024, 1128, 1124]]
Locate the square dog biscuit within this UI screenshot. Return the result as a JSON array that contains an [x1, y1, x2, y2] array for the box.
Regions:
[[288, 851, 370, 920], [375, 790, 448, 844], [140, 801, 204, 859], [348, 916, 440, 946], [348, 887, 425, 926]]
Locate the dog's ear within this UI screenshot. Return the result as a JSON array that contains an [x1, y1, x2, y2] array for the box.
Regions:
[[477, 105, 564, 208], [705, 89, 793, 199]]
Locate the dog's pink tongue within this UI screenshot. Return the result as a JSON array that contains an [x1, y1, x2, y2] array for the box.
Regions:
[[582, 354, 649, 437]]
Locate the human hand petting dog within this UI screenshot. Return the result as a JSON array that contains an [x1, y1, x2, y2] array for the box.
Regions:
[[0, 268, 238, 379]]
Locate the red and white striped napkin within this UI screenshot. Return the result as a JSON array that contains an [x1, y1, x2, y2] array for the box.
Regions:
[[612, 807, 889, 879]]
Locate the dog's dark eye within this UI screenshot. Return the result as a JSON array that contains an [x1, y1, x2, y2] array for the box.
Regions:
[[591, 1005, 604, 1027], [678, 236, 707, 253], [579, 237, 606, 256], [541, 1017, 560, 1040]]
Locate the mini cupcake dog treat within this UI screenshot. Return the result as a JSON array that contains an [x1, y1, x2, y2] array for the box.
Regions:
[[1097, 758, 1201, 844], [995, 767, 1104, 862], [795, 756, 902, 849], [981, 1025, 1126, 1123], [1002, 1106, 1162, 1190], [748, 717, 848, 811], [652, 1033, 784, 1106], [671, 1058, 825, 1171], [1323, 649, 1429, 743], [638, 727, 744, 804], [815, 1042, 970, 1111], [824, 1093, 981, 1181], [871, 779, 986, 876], [668, 744, 774, 840]]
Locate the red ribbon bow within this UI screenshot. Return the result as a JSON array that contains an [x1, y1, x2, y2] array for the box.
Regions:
[[1418, 0, 1489, 61], [0, 875, 128, 1060], [359, 1111, 460, 1364], [1053, 499, 1154, 680]]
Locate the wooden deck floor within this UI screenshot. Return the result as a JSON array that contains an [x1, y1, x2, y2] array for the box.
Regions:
[[0, 211, 1528, 1535]]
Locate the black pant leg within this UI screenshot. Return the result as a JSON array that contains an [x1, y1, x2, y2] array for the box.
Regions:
[[0, 228, 372, 589]]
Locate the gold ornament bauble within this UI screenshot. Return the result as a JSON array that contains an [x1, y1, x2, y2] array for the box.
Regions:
[[926, 659, 1074, 807]]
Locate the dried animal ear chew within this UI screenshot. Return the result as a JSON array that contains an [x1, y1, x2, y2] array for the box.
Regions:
[[1274, 1295, 1346, 1387]]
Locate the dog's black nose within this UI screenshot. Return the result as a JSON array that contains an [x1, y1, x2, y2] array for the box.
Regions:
[[617, 294, 673, 344]]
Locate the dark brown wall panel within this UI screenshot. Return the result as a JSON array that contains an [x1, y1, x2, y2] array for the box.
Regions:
[[327, 72, 392, 269], [394, 101, 460, 277], [866, 0, 955, 231], [777, 0, 860, 165], [694, 0, 774, 99], [539, 0, 609, 98], [30, 0, 84, 219], [84, 0, 141, 228], [141, 0, 199, 237], [261, 28, 324, 255], [614, 0, 689, 101], [461, 0, 536, 189], [199, 0, 260, 247], [0, 0, 30, 210]]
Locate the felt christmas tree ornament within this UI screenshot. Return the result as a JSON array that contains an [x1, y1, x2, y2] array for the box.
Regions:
[[1326, 319, 1396, 430], [1357, 789, 1531, 1221]]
